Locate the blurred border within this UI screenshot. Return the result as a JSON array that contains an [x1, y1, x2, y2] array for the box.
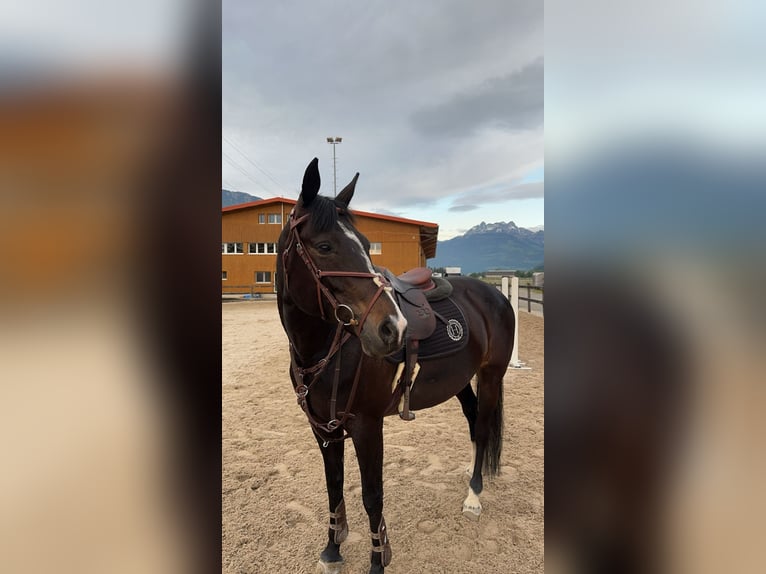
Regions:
[[546, 1, 765, 572], [0, 2, 221, 573]]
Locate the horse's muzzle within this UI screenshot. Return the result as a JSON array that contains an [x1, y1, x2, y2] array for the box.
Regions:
[[359, 314, 406, 358]]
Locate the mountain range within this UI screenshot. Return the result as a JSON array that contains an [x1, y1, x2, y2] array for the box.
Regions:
[[429, 221, 544, 274], [222, 189, 262, 207]]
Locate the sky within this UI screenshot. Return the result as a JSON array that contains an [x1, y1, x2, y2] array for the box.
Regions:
[[223, 1, 543, 240]]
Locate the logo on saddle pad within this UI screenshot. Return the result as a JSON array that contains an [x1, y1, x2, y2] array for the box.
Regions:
[[446, 319, 464, 341]]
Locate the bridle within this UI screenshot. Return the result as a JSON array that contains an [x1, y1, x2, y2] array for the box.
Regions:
[[281, 206, 394, 445], [282, 207, 391, 328]]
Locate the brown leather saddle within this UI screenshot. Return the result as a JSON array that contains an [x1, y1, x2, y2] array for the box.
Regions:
[[379, 267, 451, 420]]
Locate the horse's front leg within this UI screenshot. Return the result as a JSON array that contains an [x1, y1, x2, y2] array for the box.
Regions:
[[351, 416, 390, 574], [315, 435, 347, 574]]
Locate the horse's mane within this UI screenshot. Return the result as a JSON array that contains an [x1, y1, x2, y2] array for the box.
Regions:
[[302, 194, 356, 233]]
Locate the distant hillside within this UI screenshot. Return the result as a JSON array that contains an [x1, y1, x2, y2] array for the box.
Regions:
[[222, 189, 262, 208], [429, 221, 544, 274]]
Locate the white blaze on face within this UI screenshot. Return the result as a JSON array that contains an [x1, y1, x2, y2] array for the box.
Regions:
[[337, 221, 407, 341]]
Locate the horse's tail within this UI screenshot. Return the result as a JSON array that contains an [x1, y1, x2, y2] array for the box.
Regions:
[[484, 378, 504, 478]]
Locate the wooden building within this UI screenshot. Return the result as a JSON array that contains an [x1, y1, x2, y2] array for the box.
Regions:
[[222, 198, 439, 295]]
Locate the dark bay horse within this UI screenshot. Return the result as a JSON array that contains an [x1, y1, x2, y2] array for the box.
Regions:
[[275, 158, 515, 574]]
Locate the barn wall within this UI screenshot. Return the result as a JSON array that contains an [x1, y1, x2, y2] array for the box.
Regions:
[[221, 204, 285, 294], [355, 218, 425, 275], [222, 201, 432, 294]]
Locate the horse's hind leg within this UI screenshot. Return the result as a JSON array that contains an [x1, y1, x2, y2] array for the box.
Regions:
[[314, 436, 347, 574], [456, 383, 478, 475], [463, 365, 505, 520]]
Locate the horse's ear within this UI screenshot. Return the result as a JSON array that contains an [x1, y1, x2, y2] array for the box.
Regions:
[[336, 172, 359, 207], [300, 158, 320, 206]]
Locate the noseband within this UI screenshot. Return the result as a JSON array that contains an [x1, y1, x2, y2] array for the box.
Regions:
[[281, 207, 394, 445]]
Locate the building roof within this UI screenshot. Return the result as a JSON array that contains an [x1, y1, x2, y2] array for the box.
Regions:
[[223, 197, 439, 259]]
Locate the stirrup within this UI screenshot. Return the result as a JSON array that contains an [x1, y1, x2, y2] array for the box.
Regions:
[[370, 516, 392, 566], [328, 499, 348, 544], [399, 407, 415, 421]]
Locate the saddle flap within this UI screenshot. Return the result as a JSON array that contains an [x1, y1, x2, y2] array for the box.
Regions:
[[396, 288, 435, 340], [376, 267, 437, 341]]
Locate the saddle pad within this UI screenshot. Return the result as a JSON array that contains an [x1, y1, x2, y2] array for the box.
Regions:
[[386, 296, 469, 363]]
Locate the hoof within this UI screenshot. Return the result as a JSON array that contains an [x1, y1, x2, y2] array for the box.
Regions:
[[316, 559, 344, 574], [462, 485, 482, 520], [463, 500, 481, 520], [462, 503, 482, 520]]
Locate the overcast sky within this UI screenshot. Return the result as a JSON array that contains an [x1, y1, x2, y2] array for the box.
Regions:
[[223, 1, 543, 239]]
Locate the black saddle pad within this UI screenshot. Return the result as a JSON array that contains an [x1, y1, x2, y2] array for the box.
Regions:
[[386, 296, 469, 363]]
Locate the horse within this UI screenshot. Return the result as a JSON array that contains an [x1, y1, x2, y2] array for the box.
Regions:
[[275, 158, 515, 574]]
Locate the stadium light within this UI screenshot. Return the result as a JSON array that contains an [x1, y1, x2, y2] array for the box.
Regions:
[[326, 137, 343, 196]]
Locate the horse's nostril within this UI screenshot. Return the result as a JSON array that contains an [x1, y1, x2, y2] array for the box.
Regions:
[[379, 318, 398, 345]]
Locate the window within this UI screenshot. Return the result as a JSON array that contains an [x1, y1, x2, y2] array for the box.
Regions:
[[369, 242, 382, 255], [222, 242, 243, 254], [248, 242, 277, 254], [255, 271, 272, 283], [222, 271, 228, 280], [268, 213, 282, 224], [258, 214, 266, 224]]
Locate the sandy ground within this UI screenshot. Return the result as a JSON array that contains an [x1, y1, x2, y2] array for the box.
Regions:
[[222, 300, 543, 574]]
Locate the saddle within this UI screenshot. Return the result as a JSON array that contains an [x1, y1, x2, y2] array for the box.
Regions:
[[380, 267, 454, 421]]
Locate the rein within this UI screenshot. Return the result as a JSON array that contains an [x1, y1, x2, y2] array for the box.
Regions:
[[283, 207, 392, 445]]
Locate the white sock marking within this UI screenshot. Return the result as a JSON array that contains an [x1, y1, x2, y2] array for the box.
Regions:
[[463, 485, 482, 516], [467, 441, 477, 475]]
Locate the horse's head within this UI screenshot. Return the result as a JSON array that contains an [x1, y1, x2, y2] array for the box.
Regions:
[[277, 158, 407, 358]]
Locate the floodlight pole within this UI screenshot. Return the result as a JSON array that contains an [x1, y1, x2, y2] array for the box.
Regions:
[[326, 136, 343, 196]]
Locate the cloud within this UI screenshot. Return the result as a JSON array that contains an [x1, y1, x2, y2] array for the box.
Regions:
[[222, 1, 543, 227], [410, 58, 543, 138], [508, 181, 544, 199], [449, 180, 544, 210]]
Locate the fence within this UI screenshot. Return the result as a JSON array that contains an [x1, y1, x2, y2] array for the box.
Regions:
[[496, 281, 544, 316], [222, 285, 264, 299], [518, 284, 544, 316], [223, 278, 544, 314], [498, 276, 543, 369]]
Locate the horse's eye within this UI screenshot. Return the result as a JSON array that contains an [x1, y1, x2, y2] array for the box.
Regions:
[[316, 242, 332, 254]]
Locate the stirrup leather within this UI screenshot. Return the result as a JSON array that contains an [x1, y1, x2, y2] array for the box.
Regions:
[[398, 339, 419, 421]]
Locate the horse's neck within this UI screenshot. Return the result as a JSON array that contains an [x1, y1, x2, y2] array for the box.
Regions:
[[281, 298, 336, 366]]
